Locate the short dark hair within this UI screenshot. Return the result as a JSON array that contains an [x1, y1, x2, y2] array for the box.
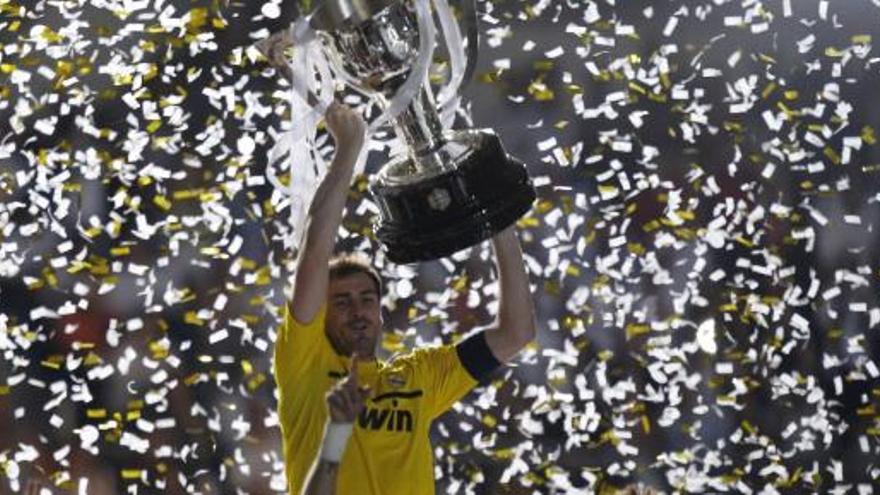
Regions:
[[328, 253, 382, 296]]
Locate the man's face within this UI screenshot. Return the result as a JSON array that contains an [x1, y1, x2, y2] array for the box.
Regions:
[[324, 272, 382, 358]]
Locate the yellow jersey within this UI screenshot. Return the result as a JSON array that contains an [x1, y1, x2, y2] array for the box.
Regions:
[[274, 304, 480, 495]]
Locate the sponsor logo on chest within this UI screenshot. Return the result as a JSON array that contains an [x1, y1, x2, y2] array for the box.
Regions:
[[328, 367, 422, 433]]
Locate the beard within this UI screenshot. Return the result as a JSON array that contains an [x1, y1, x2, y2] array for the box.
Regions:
[[351, 336, 375, 356], [348, 320, 376, 355], [325, 319, 377, 357]]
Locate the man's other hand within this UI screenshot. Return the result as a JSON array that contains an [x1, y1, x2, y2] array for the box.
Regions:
[[326, 354, 371, 423]]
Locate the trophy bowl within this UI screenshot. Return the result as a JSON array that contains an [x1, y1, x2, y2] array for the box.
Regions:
[[310, 0, 536, 263]]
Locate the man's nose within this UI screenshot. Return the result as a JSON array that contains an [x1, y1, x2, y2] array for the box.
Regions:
[[351, 300, 370, 320]]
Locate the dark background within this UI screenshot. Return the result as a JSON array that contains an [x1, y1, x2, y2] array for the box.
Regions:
[[2, 0, 880, 493]]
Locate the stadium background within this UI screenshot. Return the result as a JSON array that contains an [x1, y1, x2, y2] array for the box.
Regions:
[[2, 0, 880, 493]]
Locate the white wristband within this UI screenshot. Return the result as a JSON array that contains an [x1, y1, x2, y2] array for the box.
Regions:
[[320, 422, 354, 463]]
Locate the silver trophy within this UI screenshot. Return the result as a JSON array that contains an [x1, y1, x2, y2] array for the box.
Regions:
[[309, 0, 535, 263]]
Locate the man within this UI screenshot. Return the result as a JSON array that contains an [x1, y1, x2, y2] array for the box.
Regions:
[[273, 101, 536, 494]]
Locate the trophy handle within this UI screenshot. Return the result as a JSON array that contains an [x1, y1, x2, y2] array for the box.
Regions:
[[281, 18, 332, 113], [264, 17, 341, 241], [433, 0, 478, 128], [459, 0, 480, 91], [433, 0, 465, 128]]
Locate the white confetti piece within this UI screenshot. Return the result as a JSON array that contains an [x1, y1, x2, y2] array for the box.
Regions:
[[209, 329, 229, 344], [696, 319, 717, 354]]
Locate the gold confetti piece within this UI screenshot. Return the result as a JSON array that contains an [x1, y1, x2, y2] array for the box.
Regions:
[[543, 280, 560, 296], [120, 469, 144, 480], [199, 191, 222, 202], [238, 258, 257, 270], [247, 373, 266, 391], [87, 409, 108, 419], [184, 373, 204, 386], [254, 266, 272, 285], [42, 267, 58, 288], [490, 447, 515, 460], [599, 430, 620, 447], [149, 341, 169, 360], [757, 53, 778, 64], [527, 80, 555, 101], [857, 405, 876, 416], [627, 243, 646, 256], [860, 125, 877, 145], [152, 195, 172, 211], [40, 359, 61, 370], [478, 70, 503, 84], [823, 146, 841, 165], [733, 236, 755, 248], [775, 101, 798, 118], [184, 311, 204, 326], [0, 385, 9, 395], [532, 60, 555, 72], [582, 229, 597, 245], [452, 275, 468, 292], [625, 324, 649, 340], [83, 352, 103, 367], [628, 81, 646, 95], [173, 188, 205, 200], [110, 246, 130, 257], [201, 246, 221, 256]]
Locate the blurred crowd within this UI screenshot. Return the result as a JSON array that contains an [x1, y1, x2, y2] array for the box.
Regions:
[[3, 0, 880, 493]]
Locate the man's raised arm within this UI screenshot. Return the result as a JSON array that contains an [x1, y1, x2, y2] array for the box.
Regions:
[[290, 103, 366, 324], [483, 226, 538, 363]]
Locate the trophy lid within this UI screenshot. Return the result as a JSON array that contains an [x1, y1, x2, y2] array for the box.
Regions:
[[308, 0, 398, 31]]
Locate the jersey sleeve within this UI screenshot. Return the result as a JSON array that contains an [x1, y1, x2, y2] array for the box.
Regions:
[[273, 302, 327, 391], [410, 343, 480, 419]]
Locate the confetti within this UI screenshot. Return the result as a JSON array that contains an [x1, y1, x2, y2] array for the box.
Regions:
[[3, 0, 880, 493]]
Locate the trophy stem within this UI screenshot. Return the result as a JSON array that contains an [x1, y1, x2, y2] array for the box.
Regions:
[[389, 86, 446, 169]]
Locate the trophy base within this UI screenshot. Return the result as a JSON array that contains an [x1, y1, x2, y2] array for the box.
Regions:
[[370, 129, 536, 263]]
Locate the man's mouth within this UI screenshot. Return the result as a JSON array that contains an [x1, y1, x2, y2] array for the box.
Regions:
[[349, 321, 369, 332]]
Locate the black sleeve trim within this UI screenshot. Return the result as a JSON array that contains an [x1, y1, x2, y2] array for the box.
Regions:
[[455, 331, 502, 382]]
